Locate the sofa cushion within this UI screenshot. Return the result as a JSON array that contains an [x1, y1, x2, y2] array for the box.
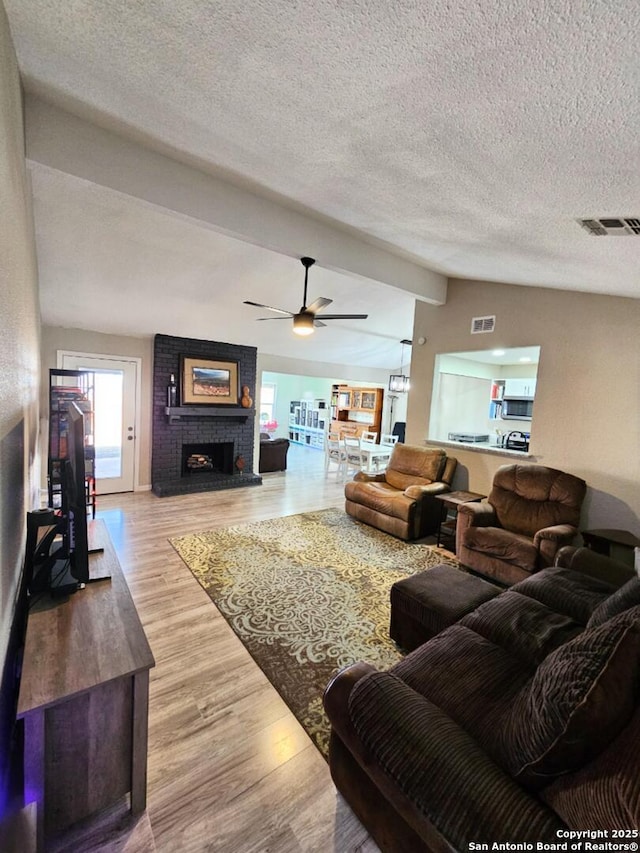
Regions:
[[512, 565, 616, 625], [587, 577, 640, 628], [344, 481, 415, 522], [463, 526, 538, 571], [391, 624, 532, 750], [499, 604, 640, 790], [346, 671, 565, 847], [541, 705, 640, 829], [459, 592, 583, 667], [383, 445, 446, 491]]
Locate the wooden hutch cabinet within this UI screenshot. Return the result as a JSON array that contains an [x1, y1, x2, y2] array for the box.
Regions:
[[329, 384, 384, 439]]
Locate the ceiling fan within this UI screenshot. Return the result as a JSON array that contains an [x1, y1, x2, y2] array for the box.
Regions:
[[243, 257, 368, 336]]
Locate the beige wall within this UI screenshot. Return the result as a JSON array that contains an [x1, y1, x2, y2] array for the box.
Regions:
[[0, 0, 41, 724], [40, 326, 154, 488], [409, 279, 640, 534]]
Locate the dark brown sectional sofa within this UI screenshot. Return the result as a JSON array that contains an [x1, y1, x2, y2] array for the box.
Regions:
[[324, 547, 640, 852]]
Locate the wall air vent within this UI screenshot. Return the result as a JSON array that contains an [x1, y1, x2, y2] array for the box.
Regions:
[[470, 315, 496, 334], [578, 218, 640, 236]]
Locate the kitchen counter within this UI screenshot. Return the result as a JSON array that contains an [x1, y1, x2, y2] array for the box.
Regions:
[[426, 438, 534, 458]]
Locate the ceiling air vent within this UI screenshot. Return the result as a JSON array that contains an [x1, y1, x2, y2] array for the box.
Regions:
[[578, 218, 640, 236], [470, 315, 496, 334]]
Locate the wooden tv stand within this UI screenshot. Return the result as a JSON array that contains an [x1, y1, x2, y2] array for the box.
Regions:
[[17, 520, 155, 850]]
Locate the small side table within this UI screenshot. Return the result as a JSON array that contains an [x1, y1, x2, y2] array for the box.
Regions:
[[435, 490, 487, 551], [581, 528, 640, 568]]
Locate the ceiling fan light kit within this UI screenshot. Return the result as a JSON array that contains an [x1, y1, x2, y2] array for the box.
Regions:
[[293, 313, 314, 336], [244, 256, 368, 336]]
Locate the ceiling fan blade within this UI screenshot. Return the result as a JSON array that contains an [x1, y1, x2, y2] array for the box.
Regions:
[[243, 300, 293, 317], [306, 296, 332, 315], [318, 314, 369, 320], [313, 319, 327, 327], [255, 316, 292, 321]]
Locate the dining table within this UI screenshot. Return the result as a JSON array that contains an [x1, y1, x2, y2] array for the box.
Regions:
[[358, 440, 395, 474]]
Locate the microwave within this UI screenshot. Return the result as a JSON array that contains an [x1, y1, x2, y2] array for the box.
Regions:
[[502, 398, 533, 420]]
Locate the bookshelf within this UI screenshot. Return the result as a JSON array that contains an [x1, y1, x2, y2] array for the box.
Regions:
[[288, 399, 328, 450]]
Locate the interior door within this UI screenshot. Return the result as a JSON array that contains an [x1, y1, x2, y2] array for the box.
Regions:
[[59, 352, 139, 494]]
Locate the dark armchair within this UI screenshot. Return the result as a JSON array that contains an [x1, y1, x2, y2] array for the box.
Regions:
[[456, 463, 587, 585], [258, 433, 290, 473]]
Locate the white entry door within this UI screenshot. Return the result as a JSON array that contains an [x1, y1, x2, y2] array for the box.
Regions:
[[59, 352, 139, 494]]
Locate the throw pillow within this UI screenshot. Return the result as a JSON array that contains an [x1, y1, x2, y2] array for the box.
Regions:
[[587, 577, 640, 629], [499, 604, 640, 790]]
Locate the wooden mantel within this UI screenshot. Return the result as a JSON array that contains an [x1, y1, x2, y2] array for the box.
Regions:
[[164, 406, 255, 423]]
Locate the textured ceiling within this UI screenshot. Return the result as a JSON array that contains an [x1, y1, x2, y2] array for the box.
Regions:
[[30, 166, 417, 369], [5, 0, 640, 368]]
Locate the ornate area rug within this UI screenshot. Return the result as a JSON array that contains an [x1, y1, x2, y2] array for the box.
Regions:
[[169, 507, 458, 758]]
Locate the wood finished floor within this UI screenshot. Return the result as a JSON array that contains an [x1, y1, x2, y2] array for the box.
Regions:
[[95, 444, 381, 853]]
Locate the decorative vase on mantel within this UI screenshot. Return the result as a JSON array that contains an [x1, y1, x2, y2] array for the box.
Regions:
[[241, 386, 252, 408], [167, 373, 177, 407]]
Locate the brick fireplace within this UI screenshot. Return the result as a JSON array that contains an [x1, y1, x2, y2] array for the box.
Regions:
[[152, 334, 262, 497]]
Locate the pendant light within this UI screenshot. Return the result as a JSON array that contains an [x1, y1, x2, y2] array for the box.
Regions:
[[389, 340, 411, 392]]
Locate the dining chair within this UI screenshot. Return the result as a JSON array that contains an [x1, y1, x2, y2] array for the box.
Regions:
[[371, 433, 398, 471], [380, 433, 399, 446], [342, 435, 366, 477], [361, 431, 378, 444], [325, 432, 346, 478]]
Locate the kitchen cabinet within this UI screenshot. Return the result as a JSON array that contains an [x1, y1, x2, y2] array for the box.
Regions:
[[503, 378, 537, 398]]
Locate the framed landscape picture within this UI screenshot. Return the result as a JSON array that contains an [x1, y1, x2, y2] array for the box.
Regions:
[[180, 357, 239, 405]]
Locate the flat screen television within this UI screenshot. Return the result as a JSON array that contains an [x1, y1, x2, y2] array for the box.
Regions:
[[27, 402, 99, 598], [63, 402, 89, 585]]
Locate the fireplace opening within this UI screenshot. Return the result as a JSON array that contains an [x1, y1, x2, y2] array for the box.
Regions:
[[182, 442, 234, 476]]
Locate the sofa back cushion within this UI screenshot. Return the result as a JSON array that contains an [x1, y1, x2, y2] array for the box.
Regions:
[[384, 445, 446, 491], [489, 464, 586, 538], [512, 565, 615, 626], [541, 705, 640, 829], [498, 604, 640, 790], [587, 577, 640, 628]]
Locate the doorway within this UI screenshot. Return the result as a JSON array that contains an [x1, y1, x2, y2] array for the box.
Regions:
[[58, 352, 140, 493]]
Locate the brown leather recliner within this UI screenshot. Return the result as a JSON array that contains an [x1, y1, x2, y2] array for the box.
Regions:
[[456, 463, 587, 585], [344, 445, 457, 541]]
